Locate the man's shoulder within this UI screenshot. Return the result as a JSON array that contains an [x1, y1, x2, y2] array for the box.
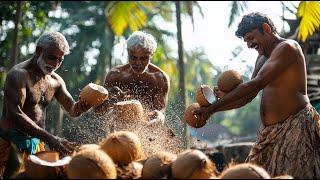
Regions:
[[109, 64, 130, 74], [7, 63, 30, 81], [149, 64, 169, 78], [278, 39, 301, 51]]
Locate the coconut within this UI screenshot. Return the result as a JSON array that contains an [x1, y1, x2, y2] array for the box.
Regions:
[[142, 151, 177, 179], [116, 161, 143, 179], [172, 149, 217, 179], [272, 174, 293, 179], [24, 151, 67, 178], [113, 100, 147, 123], [217, 70, 243, 93], [72, 144, 100, 156], [183, 103, 207, 128], [79, 83, 109, 107], [219, 163, 270, 179], [100, 131, 143, 165], [196, 85, 216, 107], [67, 148, 117, 179]]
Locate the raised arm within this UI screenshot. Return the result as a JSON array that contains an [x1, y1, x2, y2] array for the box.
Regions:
[[54, 74, 90, 117]]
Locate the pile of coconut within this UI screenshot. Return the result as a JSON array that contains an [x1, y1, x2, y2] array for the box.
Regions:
[[51, 130, 217, 179], [184, 70, 243, 128]]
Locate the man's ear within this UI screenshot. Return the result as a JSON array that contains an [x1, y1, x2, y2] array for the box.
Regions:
[[35, 47, 42, 58], [262, 23, 271, 33]]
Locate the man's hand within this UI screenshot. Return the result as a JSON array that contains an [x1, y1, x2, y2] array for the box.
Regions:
[[192, 106, 212, 123], [47, 136, 78, 156], [76, 100, 92, 113], [146, 110, 165, 127], [214, 86, 226, 100]]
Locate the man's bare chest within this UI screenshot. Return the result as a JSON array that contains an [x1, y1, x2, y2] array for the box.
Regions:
[[26, 78, 58, 106]]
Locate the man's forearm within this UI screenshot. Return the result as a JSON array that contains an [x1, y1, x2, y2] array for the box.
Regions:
[[213, 91, 258, 113]]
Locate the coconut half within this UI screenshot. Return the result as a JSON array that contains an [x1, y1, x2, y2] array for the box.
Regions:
[[113, 100, 147, 123], [67, 149, 117, 179], [142, 151, 177, 179], [196, 85, 216, 107], [217, 70, 243, 93], [25, 151, 69, 178], [219, 163, 270, 179], [183, 103, 207, 128], [79, 83, 109, 107], [100, 131, 143, 165], [172, 149, 217, 179]]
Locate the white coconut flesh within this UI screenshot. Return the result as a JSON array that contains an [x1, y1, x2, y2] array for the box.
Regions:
[[28, 155, 71, 167], [201, 86, 215, 104], [116, 99, 141, 106], [88, 83, 108, 94]]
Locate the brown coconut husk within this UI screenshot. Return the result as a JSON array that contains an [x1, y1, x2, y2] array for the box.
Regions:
[[113, 100, 147, 123], [217, 70, 243, 93], [67, 148, 117, 179], [24, 151, 66, 179], [172, 149, 217, 179], [219, 163, 270, 179], [79, 83, 109, 107], [271, 174, 294, 179], [142, 151, 177, 179], [196, 85, 215, 107], [72, 144, 100, 156], [184, 103, 208, 128], [116, 161, 143, 179], [100, 131, 143, 165]]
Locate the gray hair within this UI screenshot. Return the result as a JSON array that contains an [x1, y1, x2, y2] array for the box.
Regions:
[[126, 31, 157, 54], [36, 31, 70, 55]]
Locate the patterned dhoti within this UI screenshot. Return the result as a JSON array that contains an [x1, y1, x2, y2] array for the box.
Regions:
[[246, 104, 320, 178]]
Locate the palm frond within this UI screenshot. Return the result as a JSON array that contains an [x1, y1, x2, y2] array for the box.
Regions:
[[296, 1, 320, 42]]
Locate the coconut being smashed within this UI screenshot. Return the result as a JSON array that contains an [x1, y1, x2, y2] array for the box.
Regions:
[[217, 70, 243, 93], [196, 85, 216, 107], [79, 83, 109, 107], [142, 151, 177, 179], [67, 148, 117, 179], [100, 131, 144, 165], [184, 103, 208, 128], [172, 149, 218, 179]]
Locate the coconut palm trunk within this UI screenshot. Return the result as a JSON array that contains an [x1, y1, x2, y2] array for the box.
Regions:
[[11, 1, 22, 67], [175, 1, 188, 148]]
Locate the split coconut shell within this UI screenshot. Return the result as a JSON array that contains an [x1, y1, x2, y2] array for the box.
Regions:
[[116, 161, 143, 179], [172, 149, 217, 179], [196, 85, 216, 107], [100, 131, 143, 165], [217, 70, 243, 93], [219, 163, 270, 179], [184, 103, 207, 128], [79, 83, 109, 107], [142, 151, 177, 179], [113, 100, 147, 123], [67, 148, 117, 179], [24, 151, 67, 178]]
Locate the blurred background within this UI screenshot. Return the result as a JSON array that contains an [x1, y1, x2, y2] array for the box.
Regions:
[[0, 1, 319, 148]]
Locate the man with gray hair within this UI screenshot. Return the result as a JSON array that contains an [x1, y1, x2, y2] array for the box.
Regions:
[[96, 31, 170, 126], [0, 31, 92, 175]]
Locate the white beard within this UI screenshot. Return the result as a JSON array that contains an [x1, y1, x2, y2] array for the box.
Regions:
[[37, 53, 58, 75]]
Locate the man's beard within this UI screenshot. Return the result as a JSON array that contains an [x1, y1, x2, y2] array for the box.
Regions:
[[37, 53, 58, 75]]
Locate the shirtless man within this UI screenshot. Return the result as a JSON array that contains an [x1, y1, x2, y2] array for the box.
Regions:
[[193, 12, 320, 178], [0, 31, 92, 175]]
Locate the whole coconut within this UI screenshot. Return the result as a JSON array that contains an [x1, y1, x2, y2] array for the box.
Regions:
[[219, 163, 270, 179], [196, 85, 215, 107], [72, 144, 100, 156], [172, 149, 217, 179], [184, 103, 207, 128], [67, 149, 117, 179], [217, 70, 243, 93], [142, 151, 177, 179], [100, 131, 143, 165]]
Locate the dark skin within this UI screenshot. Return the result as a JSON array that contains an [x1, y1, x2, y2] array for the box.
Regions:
[[194, 23, 309, 126], [95, 47, 170, 125], [0, 46, 91, 156]]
